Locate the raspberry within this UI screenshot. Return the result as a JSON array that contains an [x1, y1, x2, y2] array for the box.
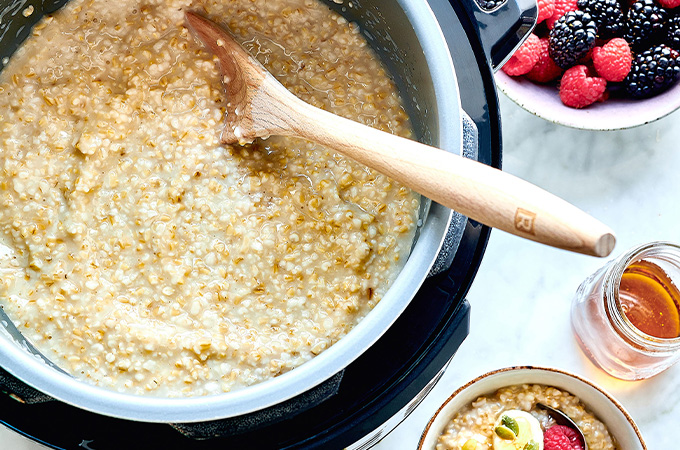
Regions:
[[502, 34, 541, 76], [546, 0, 578, 28], [544, 425, 585, 450], [538, 0, 557, 23], [658, 0, 680, 8], [527, 37, 564, 82], [592, 38, 632, 81], [549, 11, 598, 69], [559, 65, 607, 108]]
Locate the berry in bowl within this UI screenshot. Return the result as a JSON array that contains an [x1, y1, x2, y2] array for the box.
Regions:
[[418, 366, 646, 450], [496, 0, 680, 129]]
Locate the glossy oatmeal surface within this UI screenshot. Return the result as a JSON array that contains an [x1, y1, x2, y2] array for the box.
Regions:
[[0, 0, 418, 396]]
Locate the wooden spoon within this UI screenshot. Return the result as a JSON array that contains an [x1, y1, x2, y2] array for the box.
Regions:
[[184, 11, 616, 257]]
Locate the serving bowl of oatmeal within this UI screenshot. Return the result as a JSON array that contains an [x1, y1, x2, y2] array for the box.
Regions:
[[419, 366, 646, 450], [0, 0, 515, 430]]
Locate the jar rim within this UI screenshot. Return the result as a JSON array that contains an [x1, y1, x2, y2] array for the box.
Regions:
[[604, 241, 680, 349]]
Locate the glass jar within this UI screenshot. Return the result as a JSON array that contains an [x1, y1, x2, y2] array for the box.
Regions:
[[571, 241, 680, 380]]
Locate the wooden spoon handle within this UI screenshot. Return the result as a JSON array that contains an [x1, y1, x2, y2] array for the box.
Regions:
[[285, 100, 615, 257]]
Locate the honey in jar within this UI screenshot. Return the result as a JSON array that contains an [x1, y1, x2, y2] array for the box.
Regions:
[[571, 242, 680, 380], [619, 259, 680, 339]]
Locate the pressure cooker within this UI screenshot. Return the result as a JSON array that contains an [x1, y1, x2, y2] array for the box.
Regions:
[[0, 0, 536, 448]]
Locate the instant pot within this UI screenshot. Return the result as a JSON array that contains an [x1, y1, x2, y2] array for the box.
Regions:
[[0, 0, 536, 448]]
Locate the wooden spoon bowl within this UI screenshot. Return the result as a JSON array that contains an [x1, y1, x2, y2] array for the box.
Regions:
[[184, 11, 615, 257]]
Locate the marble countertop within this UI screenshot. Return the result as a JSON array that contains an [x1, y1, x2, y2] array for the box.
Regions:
[[374, 94, 680, 449], [2, 94, 679, 449]]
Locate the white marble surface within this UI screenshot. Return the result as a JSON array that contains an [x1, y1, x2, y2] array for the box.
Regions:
[[373, 94, 680, 449], [2, 95, 680, 448]]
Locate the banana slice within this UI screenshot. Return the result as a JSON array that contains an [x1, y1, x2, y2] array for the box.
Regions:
[[492, 410, 544, 450]]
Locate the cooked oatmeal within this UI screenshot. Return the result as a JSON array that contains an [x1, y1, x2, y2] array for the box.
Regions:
[[436, 384, 618, 450], [0, 0, 419, 396]]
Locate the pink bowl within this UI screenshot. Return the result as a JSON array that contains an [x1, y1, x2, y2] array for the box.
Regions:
[[496, 71, 680, 130]]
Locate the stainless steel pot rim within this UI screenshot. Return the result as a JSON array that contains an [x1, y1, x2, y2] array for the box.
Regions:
[[0, 0, 462, 423]]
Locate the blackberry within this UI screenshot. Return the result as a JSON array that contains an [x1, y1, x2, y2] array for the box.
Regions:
[[625, 0, 669, 50], [625, 44, 680, 98], [549, 11, 598, 69], [667, 16, 680, 51], [475, 0, 506, 10], [577, 0, 626, 39]]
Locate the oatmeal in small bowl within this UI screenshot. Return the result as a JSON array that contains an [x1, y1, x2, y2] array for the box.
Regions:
[[419, 366, 646, 450]]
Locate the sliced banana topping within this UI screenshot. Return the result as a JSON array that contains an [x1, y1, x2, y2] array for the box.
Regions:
[[492, 410, 544, 450]]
